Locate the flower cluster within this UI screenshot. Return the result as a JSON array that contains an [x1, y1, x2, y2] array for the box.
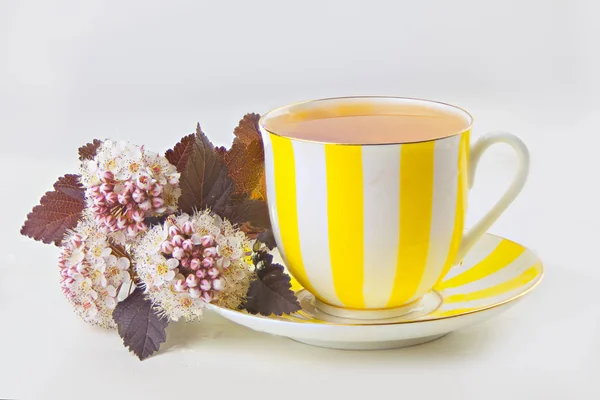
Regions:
[[58, 218, 131, 328], [133, 211, 254, 321], [80, 140, 181, 243]]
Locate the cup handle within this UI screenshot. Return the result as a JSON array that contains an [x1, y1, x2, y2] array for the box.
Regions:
[[455, 132, 530, 263]]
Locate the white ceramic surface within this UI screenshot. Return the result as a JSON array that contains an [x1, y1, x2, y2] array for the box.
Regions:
[[209, 233, 543, 350], [259, 98, 530, 310]]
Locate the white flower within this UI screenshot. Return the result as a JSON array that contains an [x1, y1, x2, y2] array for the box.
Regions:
[[96, 255, 130, 288], [79, 140, 181, 245], [132, 210, 254, 322], [104, 285, 118, 309], [59, 217, 132, 329], [151, 256, 179, 287]]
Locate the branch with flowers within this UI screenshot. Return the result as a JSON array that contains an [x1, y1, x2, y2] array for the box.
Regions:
[[20, 114, 298, 360]]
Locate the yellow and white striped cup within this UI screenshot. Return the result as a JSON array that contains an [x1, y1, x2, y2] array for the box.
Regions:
[[259, 97, 529, 317]]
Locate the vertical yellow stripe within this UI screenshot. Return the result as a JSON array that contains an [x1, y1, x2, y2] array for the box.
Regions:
[[325, 145, 365, 308], [437, 239, 525, 290], [436, 131, 470, 285], [387, 141, 436, 306], [270, 135, 316, 294]]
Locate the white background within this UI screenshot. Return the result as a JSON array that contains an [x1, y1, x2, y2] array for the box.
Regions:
[[1, 1, 599, 399]]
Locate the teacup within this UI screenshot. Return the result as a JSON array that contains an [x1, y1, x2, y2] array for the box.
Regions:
[[259, 96, 529, 319]]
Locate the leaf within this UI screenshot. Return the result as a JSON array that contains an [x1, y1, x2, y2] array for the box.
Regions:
[[251, 248, 273, 267], [221, 113, 267, 199], [250, 174, 267, 201], [165, 133, 195, 174], [113, 286, 169, 361], [78, 139, 102, 161], [224, 139, 265, 197], [202, 167, 234, 215], [257, 230, 276, 250], [144, 215, 169, 227], [244, 250, 300, 316], [233, 113, 261, 145], [224, 198, 271, 235], [20, 175, 86, 245], [54, 174, 85, 200], [177, 124, 234, 215]]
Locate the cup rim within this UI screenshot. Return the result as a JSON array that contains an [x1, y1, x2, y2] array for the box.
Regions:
[[259, 96, 474, 146]]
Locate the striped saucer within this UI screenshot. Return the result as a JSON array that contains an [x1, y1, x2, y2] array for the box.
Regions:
[[208, 233, 543, 350]]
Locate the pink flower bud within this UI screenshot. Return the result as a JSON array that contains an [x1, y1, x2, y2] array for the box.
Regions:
[[172, 247, 185, 260], [116, 216, 128, 229], [105, 214, 116, 227], [132, 189, 146, 203], [196, 269, 206, 279], [168, 225, 182, 238], [174, 279, 187, 292], [70, 234, 83, 248], [199, 279, 211, 291], [117, 192, 131, 205], [190, 258, 201, 270], [171, 235, 184, 247], [127, 224, 138, 237], [91, 205, 104, 215], [200, 291, 212, 303], [139, 200, 152, 211], [168, 175, 179, 185], [132, 209, 145, 223], [180, 257, 190, 268], [160, 241, 173, 254], [201, 235, 214, 247], [93, 196, 106, 207], [189, 288, 201, 299], [151, 197, 165, 209], [201, 257, 214, 268], [182, 239, 194, 252], [136, 175, 151, 190], [135, 222, 147, 232], [100, 170, 114, 183], [186, 275, 198, 288], [182, 221, 193, 235], [207, 267, 219, 279], [124, 180, 136, 193], [190, 233, 202, 245], [150, 184, 163, 197], [105, 191, 118, 206], [203, 247, 217, 258], [88, 185, 101, 196], [95, 214, 105, 225], [100, 183, 113, 194]]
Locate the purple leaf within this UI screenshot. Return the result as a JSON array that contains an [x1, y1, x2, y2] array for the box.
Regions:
[[113, 287, 169, 361]]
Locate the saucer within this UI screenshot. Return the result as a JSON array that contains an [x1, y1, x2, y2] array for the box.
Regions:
[[208, 233, 543, 350]]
